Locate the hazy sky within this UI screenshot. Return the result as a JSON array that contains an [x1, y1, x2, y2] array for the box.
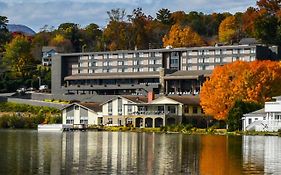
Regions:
[[0, 0, 257, 32]]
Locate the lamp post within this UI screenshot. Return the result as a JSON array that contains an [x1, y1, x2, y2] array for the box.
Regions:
[[38, 77, 41, 88]]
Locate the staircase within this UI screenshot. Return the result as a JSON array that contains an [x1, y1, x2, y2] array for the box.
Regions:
[[246, 120, 281, 132]]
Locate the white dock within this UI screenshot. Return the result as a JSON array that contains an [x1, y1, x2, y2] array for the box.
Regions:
[[38, 124, 73, 132]]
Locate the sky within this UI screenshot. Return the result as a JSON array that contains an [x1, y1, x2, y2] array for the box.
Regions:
[[0, 0, 257, 32]]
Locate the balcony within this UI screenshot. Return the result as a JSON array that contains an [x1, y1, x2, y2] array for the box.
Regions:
[[63, 83, 159, 90]]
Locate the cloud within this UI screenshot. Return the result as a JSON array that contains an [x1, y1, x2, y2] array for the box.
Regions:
[[0, 0, 257, 32]]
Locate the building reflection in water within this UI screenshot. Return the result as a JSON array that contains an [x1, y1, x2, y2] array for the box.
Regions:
[[243, 136, 281, 174], [1, 130, 281, 174], [58, 132, 208, 174]]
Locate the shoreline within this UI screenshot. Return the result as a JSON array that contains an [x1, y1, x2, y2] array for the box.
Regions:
[[1, 127, 280, 136]]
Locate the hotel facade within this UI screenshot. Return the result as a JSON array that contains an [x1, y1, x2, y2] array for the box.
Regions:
[[52, 44, 280, 96]]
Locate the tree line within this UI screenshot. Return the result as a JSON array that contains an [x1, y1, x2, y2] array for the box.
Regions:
[[2, 0, 281, 54]]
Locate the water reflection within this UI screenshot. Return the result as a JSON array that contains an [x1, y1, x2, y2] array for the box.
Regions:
[[243, 136, 281, 174], [0, 130, 281, 175]]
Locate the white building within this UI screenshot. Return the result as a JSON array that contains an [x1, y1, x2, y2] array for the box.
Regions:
[[61, 102, 102, 127], [242, 96, 281, 131], [101, 93, 204, 128]]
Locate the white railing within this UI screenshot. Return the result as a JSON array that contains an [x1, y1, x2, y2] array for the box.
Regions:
[[246, 120, 281, 132]]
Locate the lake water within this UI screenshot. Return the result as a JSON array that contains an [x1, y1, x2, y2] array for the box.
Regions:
[[0, 130, 281, 175]]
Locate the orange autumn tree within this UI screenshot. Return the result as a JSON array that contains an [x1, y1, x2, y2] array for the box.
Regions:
[[162, 24, 205, 47], [200, 61, 281, 120]]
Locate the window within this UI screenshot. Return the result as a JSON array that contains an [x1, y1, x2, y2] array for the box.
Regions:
[[88, 62, 92, 67], [187, 58, 192, 63], [80, 116, 88, 124], [239, 49, 244, 54], [108, 118, 113, 124], [117, 68, 124, 72], [92, 62, 96, 66], [204, 58, 210, 63], [250, 56, 255, 61], [198, 50, 203, 55], [233, 49, 238, 54], [66, 116, 74, 124], [250, 48, 256, 53], [103, 62, 108, 66], [150, 52, 155, 57], [148, 67, 154, 72], [108, 54, 114, 59], [184, 105, 189, 114], [168, 106, 176, 114], [222, 49, 227, 54], [118, 61, 124, 66], [215, 50, 221, 55], [232, 57, 239, 62], [248, 118, 252, 125], [133, 68, 139, 72], [118, 54, 123, 58], [75, 106, 79, 110], [133, 60, 139, 65], [215, 57, 221, 63], [192, 107, 198, 114], [149, 59, 155, 64], [187, 66, 193, 70], [139, 68, 144, 72], [118, 98, 122, 116], [128, 102, 132, 114], [108, 101, 112, 115], [198, 66, 204, 70], [103, 69, 109, 73], [198, 58, 204, 63]]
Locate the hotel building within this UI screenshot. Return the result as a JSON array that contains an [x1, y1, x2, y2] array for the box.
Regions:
[[52, 44, 280, 96]]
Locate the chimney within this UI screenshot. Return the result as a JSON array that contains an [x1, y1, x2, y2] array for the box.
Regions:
[[148, 91, 155, 103]]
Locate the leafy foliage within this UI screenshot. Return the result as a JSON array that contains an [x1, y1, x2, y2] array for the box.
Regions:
[[200, 61, 281, 120], [3, 36, 35, 78], [227, 100, 262, 131], [219, 16, 239, 43], [163, 24, 205, 47]]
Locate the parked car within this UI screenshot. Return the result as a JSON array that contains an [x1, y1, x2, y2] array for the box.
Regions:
[[39, 85, 48, 91], [16, 87, 26, 93]]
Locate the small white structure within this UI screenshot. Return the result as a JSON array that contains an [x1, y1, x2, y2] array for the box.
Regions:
[[242, 96, 281, 131], [61, 102, 102, 127]]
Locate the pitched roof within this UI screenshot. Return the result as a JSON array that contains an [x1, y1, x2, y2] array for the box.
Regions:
[[244, 108, 265, 116], [239, 38, 258, 45], [122, 95, 148, 103], [164, 70, 212, 80], [62, 102, 102, 112], [79, 102, 102, 112], [42, 46, 57, 52], [167, 96, 200, 105]]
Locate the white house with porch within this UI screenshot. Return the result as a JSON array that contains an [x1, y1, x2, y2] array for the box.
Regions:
[[101, 92, 204, 128], [242, 96, 281, 131], [61, 102, 102, 127]]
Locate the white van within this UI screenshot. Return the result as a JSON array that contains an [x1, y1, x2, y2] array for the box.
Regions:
[[39, 85, 48, 91]]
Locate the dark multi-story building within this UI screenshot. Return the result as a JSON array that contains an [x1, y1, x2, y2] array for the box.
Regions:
[[52, 44, 280, 96]]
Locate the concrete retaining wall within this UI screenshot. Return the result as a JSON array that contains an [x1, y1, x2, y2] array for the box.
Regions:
[[30, 93, 116, 103], [7, 98, 67, 109]]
